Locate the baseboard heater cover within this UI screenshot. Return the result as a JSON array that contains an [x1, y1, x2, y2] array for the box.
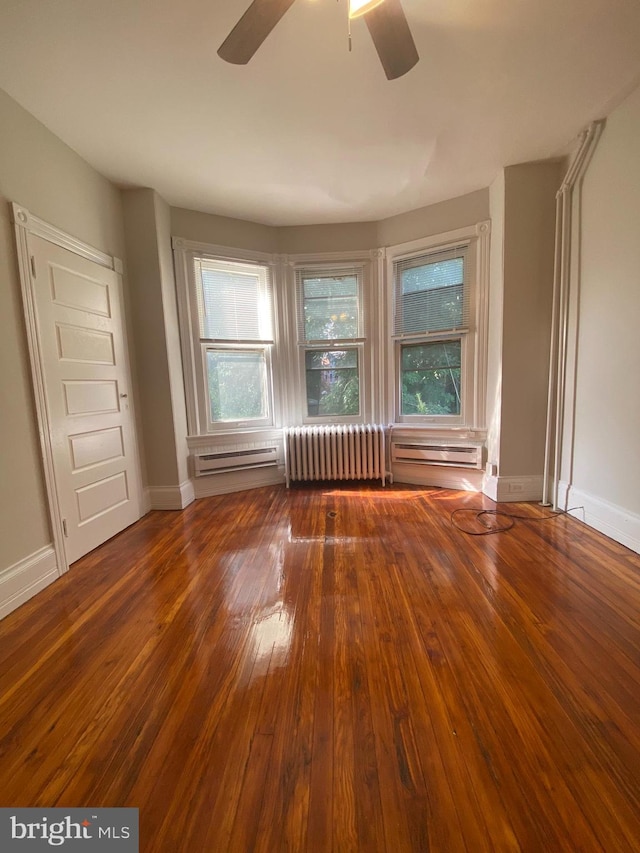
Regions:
[[392, 442, 483, 469], [284, 424, 386, 487], [194, 446, 278, 476]]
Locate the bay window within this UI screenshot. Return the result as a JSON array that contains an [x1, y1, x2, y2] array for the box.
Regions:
[[174, 227, 487, 450]]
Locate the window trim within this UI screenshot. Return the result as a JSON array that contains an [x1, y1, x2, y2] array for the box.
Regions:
[[285, 251, 377, 426], [385, 222, 490, 430], [173, 238, 279, 435]]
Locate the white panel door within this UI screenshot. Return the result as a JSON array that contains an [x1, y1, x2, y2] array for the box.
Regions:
[[30, 234, 142, 564]]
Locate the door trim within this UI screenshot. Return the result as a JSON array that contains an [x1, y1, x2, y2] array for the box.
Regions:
[[12, 204, 122, 273], [11, 202, 139, 575]]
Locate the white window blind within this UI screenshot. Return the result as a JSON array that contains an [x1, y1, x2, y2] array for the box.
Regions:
[[393, 243, 470, 338], [295, 267, 364, 344], [195, 257, 273, 343]]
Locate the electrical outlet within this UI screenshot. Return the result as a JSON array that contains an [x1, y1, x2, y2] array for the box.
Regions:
[[508, 481, 525, 493]]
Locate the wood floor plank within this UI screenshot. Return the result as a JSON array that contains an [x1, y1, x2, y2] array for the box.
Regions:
[[1, 483, 639, 851]]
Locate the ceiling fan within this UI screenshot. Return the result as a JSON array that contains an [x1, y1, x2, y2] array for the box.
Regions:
[[218, 0, 419, 80]]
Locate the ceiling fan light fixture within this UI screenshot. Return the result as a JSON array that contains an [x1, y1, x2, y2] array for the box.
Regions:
[[217, 0, 418, 81], [349, 0, 386, 19]]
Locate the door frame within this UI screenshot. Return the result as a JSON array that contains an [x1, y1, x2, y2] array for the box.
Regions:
[[11, 202, 143, 576]]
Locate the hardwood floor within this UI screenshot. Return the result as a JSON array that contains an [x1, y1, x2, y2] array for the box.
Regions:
[[1, 484, 639, 851]]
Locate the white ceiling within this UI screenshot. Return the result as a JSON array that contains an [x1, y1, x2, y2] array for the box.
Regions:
[[1, 0, 640, 226]]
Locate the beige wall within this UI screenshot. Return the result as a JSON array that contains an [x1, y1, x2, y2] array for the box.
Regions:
[[170, 189, 489, 256], [377, 189, 490, 247], [171, 207, 276, 254], [277, 194, 492, 254], [484, 161, 562, 489], [0, 88, 128, 572], [277, 222, 377, 254], [566, 85, 640, 514], [499, 161, 563, 477], [123, 189, 188, 488], [155, 195, 190, 483]]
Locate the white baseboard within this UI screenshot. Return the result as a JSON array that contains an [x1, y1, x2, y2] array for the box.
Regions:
[[558, 482, 640, 555], [180, 479, 196, 507], [0, 545, 59, 621], [148, 480, 196, 510], [482, 473, 499, 501], [556, 480, 570, 511], [141, 488, 152, 515], [482, 474, 544, 503], [392, 463, 483, 492]]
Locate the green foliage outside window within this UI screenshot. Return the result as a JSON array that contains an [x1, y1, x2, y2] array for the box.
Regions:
[[305, 349, 359, 417], [207, 349, 267, 422], [301, 274, 361, 417], [401, 340, 461, 416]]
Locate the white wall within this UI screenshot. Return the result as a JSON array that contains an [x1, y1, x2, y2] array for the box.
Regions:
[[560, 83, 640, 549]]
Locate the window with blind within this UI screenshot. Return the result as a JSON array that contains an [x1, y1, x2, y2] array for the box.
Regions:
[[295, 266, 366, 420], [392, 241, 473, 423], [393, 244, 469, 338], [194, 256, 274, 429]]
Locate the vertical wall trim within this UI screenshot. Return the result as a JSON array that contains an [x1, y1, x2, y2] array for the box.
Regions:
[[372, 247, 386, 424], [541, 121, 606, 508], [474, 220, 491, 431]]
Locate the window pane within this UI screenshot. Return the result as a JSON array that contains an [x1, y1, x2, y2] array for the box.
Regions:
[[305, 349, 359, 417], [302, 275, 359, 341], [396, 254, 467, 335], [400, 341, 461, 416], [401, 257, 463, 294], [197, 259, 272, 342], [206, 349, 268, 422]]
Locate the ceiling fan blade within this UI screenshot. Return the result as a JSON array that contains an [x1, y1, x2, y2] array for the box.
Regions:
[[218, 0, 298, 65], [364, 0, 419, 80]]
